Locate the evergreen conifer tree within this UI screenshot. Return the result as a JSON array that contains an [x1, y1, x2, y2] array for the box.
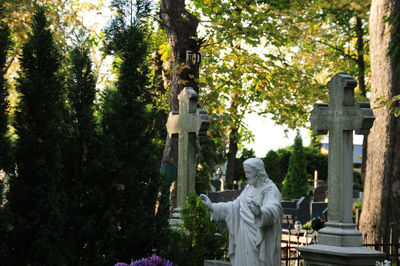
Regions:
[[100, 0, 168, 262], [6, 7, 66, 264], [62, 33, 109, 264], [281, 132, 310, 200], [0, 19, 14, 262], [0, 19, 13, 174]]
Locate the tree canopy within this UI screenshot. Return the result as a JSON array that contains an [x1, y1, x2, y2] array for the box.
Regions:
[[180, 0, 371, 186]]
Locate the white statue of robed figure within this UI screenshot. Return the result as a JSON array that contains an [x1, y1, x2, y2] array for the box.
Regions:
[[201, 158, 282, 266]]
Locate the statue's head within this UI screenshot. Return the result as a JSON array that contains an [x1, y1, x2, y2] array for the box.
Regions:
[[243, 158, 268, 186]]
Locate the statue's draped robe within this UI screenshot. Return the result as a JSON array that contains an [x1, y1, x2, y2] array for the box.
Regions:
[[211, 179, 282, 266]]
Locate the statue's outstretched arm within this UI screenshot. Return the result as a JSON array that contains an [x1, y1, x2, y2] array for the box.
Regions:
[[200, 194, 214, 211]]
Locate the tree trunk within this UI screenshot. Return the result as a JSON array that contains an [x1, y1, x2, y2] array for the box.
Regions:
[[160, 0, 200, 209], [359, 0, 400, 252], [355, 15, 366, 98], [355, 15, 369, 184], [225, 126, 239, 190], [360, 135, 368, 184], [224, 91, 241, 190], [160, 0, 199, 165]]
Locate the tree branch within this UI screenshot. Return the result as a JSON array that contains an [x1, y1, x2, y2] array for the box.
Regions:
[[313, 38, 358, 63], [4, 55, 15, 73]]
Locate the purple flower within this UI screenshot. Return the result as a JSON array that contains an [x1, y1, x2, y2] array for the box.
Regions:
[[115, 263, 130, 266], [130, 254, 173, 266]]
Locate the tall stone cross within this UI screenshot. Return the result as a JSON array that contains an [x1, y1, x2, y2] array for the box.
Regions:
[[166, 87, 210, 208], [310, 73, 374, 247], [298, 73, 385, 265]]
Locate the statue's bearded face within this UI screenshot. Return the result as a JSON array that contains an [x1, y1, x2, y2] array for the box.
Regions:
[[244, 164, 256, 186]]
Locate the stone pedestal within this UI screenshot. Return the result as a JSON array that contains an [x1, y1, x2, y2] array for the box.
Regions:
[[203, 260, 231, 266], [169, 207, 182, 227], [317, 222, 362, 247], [297, 244, 386, 266]]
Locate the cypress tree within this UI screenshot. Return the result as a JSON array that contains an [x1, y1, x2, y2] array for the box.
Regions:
[[100, 0, 167, 262], [0, 19, 14, 262], [62, 34, 107, 264], [281, 132, 310, 200], [7, 7, 66, 265]]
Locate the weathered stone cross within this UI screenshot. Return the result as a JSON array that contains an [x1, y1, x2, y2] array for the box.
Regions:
[[298, 73, 384, 265], [310, 73, 374, 246], [166, 87, 210, 208]]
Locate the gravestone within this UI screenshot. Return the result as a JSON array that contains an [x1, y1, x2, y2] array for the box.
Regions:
[[353, 188, 361, 199], [206, 190, 242, 203], [322, 207, 328, 222], [313, 185, 328, 202], [311, 202, 328, 220], [167, 87, 209, 225], [297, 73, 385, 265], [282, 196, 310, 226], [210, 179, 221, 192]]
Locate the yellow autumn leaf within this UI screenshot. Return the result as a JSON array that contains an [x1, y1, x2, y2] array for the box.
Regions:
[[158, 42, 170, 61]]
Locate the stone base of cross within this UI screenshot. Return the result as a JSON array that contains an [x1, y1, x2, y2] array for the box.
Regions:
[[297, 73, 385, 265]]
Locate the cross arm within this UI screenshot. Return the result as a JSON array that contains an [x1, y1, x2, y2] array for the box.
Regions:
[[311, 102, 375, 136], [355, 102, 375, 135], [166, 107, 210, 137], [196, 109, 210, 136], [310, 103, 329, 135]]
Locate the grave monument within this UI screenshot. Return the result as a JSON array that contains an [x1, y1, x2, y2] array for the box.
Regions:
[[166, 87, 209, 226], [201, 158, 282, 266], [297, 73, 385, 265]]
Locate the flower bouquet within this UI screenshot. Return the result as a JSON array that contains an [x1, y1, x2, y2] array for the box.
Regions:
[[115, 254, 172, 266]]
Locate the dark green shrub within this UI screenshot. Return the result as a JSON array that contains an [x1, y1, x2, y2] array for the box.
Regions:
[[353, 171, 363, 191], [304, 146, 328, 181], [276, 148, 291, 179], [264, 144, 328, 192], [196, 128, 225, 192], [163, 192, 228, 266], [263, 150, 284, 190]]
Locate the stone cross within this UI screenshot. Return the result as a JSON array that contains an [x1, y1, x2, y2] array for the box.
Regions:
[[310, 73, 374, 246], [297, 73, 384, 265], [166, 87, 210, 208]]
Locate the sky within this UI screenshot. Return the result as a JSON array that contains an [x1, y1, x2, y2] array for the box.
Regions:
[[243, 113, 311, 157], [243, 113, 364, 157]]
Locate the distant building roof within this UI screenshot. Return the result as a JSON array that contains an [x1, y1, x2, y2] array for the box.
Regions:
[[320, 143, 362, 164]]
